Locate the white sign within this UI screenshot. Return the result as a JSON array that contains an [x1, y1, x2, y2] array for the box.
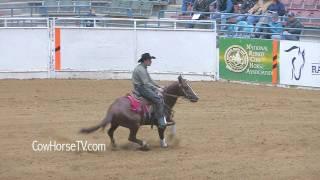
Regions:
[[279, 40, 320, 87]]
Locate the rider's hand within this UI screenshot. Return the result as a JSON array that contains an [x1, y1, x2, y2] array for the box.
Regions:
[[157, 87, 164, 93]]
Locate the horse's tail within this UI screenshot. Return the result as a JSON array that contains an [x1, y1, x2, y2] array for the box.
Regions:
[[79, 112, 113, 134]]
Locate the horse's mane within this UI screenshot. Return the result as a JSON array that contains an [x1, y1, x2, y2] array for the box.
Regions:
[[164, 81, 179, 94], [162, 81, 180, 118]]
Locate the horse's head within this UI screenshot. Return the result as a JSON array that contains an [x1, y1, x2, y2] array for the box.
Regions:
[[177, 75, 199, 102]]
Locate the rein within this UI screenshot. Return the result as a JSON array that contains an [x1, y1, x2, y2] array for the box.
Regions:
[[163, 92, 179, 98]]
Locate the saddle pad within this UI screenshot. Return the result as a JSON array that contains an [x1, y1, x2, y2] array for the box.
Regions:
[[126, 95, 150, 115]]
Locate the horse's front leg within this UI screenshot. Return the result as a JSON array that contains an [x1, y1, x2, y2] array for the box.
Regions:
[[157, 127, 168, 148]]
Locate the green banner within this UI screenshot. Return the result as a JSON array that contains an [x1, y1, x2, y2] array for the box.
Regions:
[[219, 37, 274, 83]]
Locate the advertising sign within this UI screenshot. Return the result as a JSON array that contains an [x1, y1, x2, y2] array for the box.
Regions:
[[219, 37, 278, 83], [280, 41, 320, 87]]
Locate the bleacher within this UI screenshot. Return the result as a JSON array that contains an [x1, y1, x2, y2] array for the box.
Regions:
[[283, 0, 320, 26], [159, 0, 320, 28], [0, 0, 169, 18]]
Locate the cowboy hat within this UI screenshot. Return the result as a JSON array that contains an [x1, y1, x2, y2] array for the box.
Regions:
[[138, 53, 156, 63]]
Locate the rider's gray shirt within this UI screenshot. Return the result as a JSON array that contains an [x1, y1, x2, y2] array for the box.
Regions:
[[132, 63, 159, 91]]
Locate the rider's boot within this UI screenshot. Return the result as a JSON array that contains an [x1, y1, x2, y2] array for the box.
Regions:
[[158, 116, 167, 129]]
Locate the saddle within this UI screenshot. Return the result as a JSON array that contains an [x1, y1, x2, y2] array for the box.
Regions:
[[126, 92, 152, 121]]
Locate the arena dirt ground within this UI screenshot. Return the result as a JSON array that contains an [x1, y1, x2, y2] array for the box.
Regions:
[[0, 79, 320, 180]]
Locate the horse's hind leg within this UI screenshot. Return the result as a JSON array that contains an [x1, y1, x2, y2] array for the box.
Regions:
[[128, 127, 149, 150], [108, 122, 119, 148]]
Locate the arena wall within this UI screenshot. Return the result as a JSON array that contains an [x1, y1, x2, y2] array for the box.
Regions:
[[0, 27, 217, 81], [55, 28, 217, 81], [0, 27, 319, 88], [0, 28, 50, 79]]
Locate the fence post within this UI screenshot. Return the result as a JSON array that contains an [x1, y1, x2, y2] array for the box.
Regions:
[[48, 18, 56, 78]]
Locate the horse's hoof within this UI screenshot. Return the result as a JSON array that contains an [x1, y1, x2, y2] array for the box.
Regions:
[[111, 144, 118, 150], [140, 144, 150, 151], [160, 144, 168, 148]]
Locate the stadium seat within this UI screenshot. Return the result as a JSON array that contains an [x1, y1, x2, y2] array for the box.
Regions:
[[44, 0, 58, 6], [282, 0, 292, 6], [59, 0, 74, 13], [140, 1, 153, 18], [131, 1, 153, 18], [43, 0, 58, 14], [106, 0, 133, 17], [304, 0, 318, 9], [291, 0, 304, 9], [75, 0, 91, 13]]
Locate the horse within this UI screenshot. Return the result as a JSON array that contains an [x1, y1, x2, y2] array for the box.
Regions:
[[80, 75, 199, 150]]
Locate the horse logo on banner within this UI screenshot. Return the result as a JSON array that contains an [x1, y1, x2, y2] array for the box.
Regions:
[[285, 46, 306, 81]]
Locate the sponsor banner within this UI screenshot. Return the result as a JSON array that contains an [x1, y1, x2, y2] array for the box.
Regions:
[[280, 41, 320, 87], [219, 37, 277, 83]]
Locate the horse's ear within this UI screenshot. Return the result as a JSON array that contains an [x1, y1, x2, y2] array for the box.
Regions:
[[178, 75, 183, 83]]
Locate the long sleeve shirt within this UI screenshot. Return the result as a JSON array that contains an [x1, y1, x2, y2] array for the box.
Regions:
[[267, 2, 286, 16], [132, 64, 160, 91], [218, 0, 233, 13], [268, 21, 283, 34], [193, 0, 212, 12], [286, 19, 304, 34]]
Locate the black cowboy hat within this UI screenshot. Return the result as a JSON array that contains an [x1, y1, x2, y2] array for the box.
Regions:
[[138, 53, 156, 63]]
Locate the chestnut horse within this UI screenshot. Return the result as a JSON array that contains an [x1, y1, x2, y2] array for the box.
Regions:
[[80, 75, 199, 149]]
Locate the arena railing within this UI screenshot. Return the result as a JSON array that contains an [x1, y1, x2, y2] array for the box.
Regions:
[[54, 17, 216, 31], [0, 17, 216, 31], [0, 17, 49, 27]]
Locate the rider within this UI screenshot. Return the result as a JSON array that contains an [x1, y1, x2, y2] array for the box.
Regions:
[[132, 53, 167, 129]]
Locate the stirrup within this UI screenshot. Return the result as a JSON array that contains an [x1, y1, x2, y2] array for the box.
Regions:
[[158, 122, 175, 129], [165, 122, 175, 126]]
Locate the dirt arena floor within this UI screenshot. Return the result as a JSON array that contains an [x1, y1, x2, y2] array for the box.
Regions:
[[0, 79, 320, 180]]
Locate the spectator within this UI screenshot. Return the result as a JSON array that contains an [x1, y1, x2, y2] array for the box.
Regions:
[[246, 0, 273, 24], [267, 0, 286, 16], [226, 3, 255, 37], [282, 12, 304, 40], [181, 0, 195, 14], [236, 0, 257, 21], [239, 0, 257, 14], [255, 12, 282, 39], [85, 8, 96, 27], [216, 0, 233, 13], [233, 21, 254, 38], [193, 0, 214, 19], [209, 0, 233, 29]]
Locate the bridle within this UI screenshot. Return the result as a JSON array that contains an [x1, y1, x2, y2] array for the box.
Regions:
[[162, 82, 196, 100]]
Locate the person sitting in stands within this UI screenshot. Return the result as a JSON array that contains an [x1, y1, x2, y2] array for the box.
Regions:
[[236, 0, 257, 21], [85, 8, 96, 27], [267, 0, 286, 16], [193, 0, 214, 19], [209, 0, 233, 30], [246, 0, 273, 24], [255, 12, 282, 39], [216, 0, 233, 14], [282, 12, 304, 40], [181, 0, 195, 14], [230, 4, 255, 38]]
